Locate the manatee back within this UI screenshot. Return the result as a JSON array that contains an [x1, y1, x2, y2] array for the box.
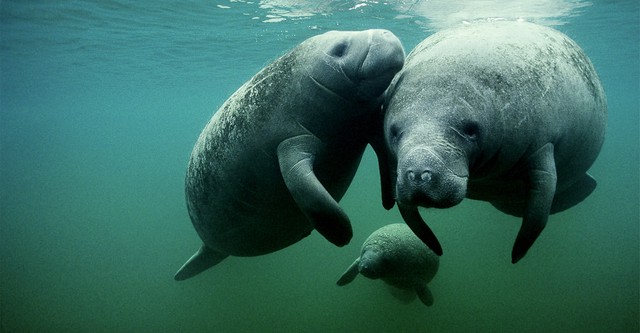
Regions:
[[185, 51, 314, 256]]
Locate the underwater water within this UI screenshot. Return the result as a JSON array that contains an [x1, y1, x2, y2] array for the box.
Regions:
[[1, 0, 638, 332]]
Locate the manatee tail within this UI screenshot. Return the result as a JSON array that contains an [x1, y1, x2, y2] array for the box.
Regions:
[[387, 285, 417, 304], [174, 245, 228, 281]]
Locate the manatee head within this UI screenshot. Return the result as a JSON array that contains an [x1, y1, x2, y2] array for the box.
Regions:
[[305, 29, 405, 102], [358, 250, 386, 279], [384, 73, 487, 209]]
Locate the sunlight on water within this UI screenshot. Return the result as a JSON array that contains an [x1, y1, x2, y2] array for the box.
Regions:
[[409, 0, 591, 29], [216, 0, 591, 29]]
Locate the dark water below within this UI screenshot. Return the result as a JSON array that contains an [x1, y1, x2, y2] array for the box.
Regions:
[[1, 1, 638, 332]]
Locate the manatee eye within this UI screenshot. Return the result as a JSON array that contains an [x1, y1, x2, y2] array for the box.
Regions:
[[389, 123, 402, 144], [461, 121, 480, 141], [390, 124, 399, 138], [329, 41, 348, 58]]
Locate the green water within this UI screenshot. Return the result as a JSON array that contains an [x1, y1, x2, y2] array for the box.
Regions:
[[1, 1, 638, 332]]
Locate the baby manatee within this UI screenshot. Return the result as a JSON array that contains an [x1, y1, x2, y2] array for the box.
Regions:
[[337, 223, 440, 306]]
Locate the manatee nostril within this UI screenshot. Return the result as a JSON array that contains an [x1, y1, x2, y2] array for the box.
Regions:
[[406, 169, 431, 183], [330, 41, 348, 58]]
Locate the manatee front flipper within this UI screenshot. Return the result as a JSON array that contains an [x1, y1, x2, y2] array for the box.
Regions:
[[512, 143, 557, 264], [174, 245, 229, 281], [336, 258, 360, 286], [416, 284, 434, 306], [369, 110, 396, 210], [278, 134, 353, 247], [398, 203, 443, 255]]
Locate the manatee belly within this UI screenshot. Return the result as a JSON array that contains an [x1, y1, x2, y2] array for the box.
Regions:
[[184, 122, 362, 257], [192, 200, 314, 257]]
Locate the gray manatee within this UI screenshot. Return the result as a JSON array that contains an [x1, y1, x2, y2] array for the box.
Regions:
[[337, 223, 440, 306], [381, 21, 606, 263], [174, 30, 405, 281]]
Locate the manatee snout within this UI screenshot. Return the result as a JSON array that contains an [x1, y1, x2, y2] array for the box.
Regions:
[[360, 29, 405, 73], [396, 147, 467, 208], [358, 251, 383, 279], [355, 29, 405, 100]]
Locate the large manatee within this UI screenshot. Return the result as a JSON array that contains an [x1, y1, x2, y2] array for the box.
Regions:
[[337, 223, 440, 306], [381, 21, 606, 263], [175, 30, 405, 280]]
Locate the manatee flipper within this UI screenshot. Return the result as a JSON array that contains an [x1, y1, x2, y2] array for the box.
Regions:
[[512, 143, 557, 263], [416, 284, 434, 306], [398, 203, 443, 255], [550, 173, 597, 214], [369, 111, 396, 210], [278, 134, 352, 247], [336, 258, 360, 286], [174, 245, 229, 281]]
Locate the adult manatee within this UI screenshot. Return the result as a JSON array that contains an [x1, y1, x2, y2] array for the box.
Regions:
[[175, 30, 405, 280], [337, 223, 440, 306], [382, 21, 606, 263]]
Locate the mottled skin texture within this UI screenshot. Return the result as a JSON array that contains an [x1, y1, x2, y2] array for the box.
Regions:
[[174, 30, 405, 281], [337, 223, 440, 306], [381, 21, 606, 263]]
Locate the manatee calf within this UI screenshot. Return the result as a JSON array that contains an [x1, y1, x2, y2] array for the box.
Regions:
[[382, 21, 606, 263], [337, 223, 440, 306], [174, 30, 405, 280]]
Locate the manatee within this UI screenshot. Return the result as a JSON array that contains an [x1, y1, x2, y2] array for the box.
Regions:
[[381, 21, 606, 263], [174, 30, 405, 281], [337, 223, 440, 306]]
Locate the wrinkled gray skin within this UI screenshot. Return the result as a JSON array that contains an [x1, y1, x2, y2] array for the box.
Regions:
[[382, 21, 606, 263], [337, 223, 440, 306], [174, 30, 405, 281]]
